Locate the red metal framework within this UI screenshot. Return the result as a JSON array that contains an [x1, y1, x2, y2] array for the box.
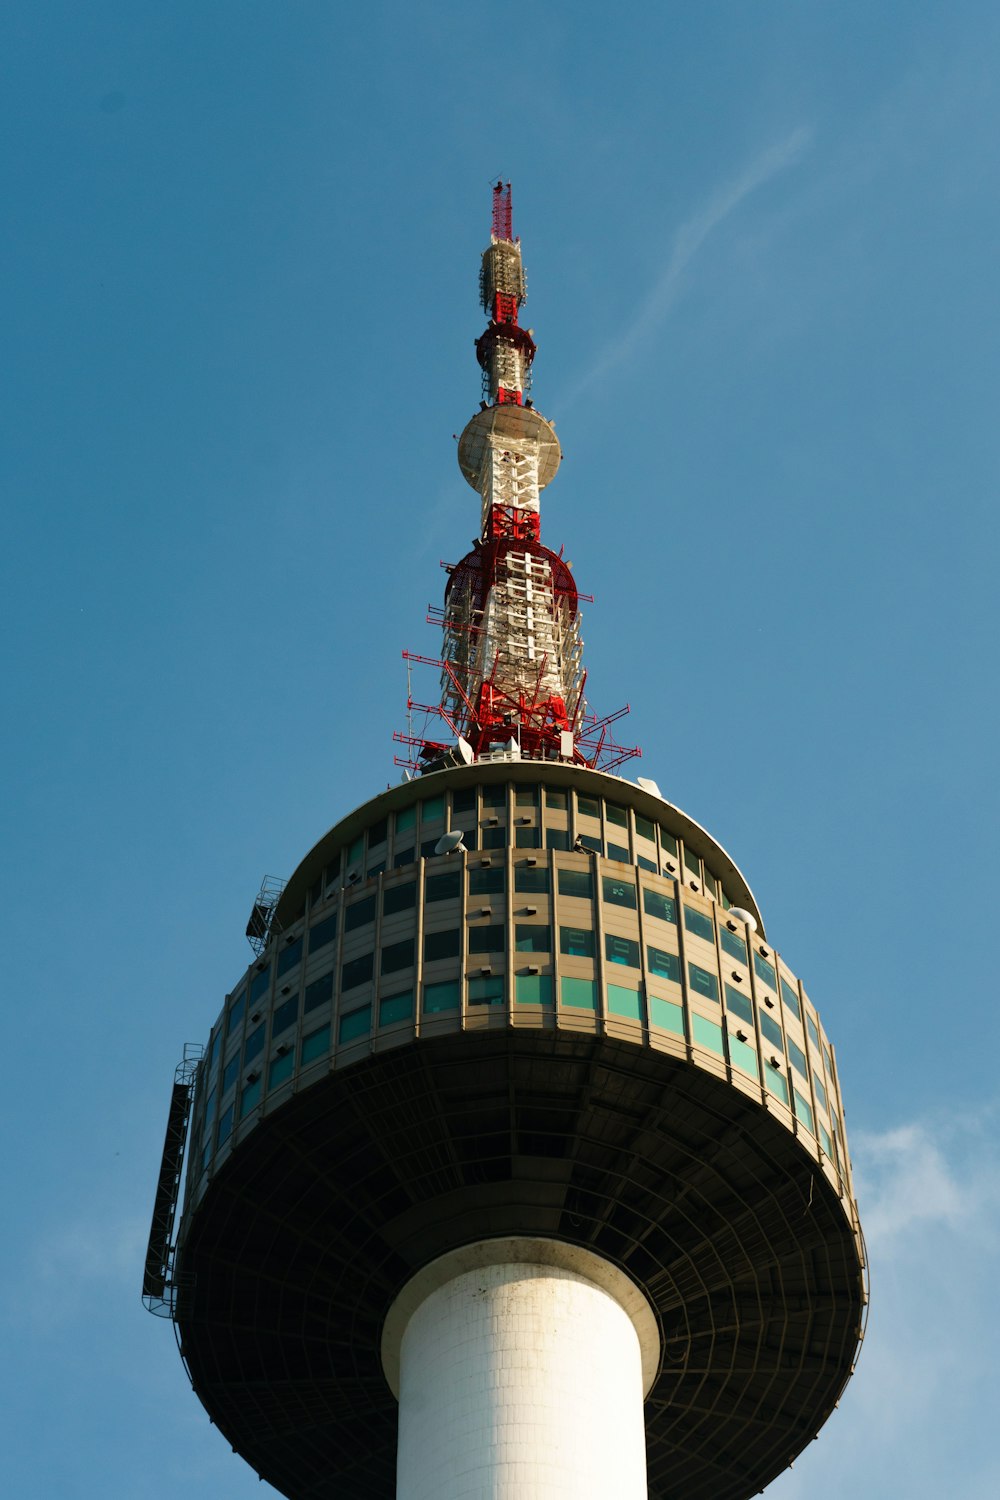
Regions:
[[491, 180, 513, 242]]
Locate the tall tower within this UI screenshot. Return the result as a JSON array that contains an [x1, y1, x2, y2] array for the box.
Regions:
[[145, 184, 866, 1500]]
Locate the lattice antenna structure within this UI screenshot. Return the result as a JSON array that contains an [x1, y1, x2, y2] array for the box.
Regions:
[[397, 182, 639, 775]]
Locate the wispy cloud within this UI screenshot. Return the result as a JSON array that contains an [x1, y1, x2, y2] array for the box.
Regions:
[[557, 125, 814, 409]]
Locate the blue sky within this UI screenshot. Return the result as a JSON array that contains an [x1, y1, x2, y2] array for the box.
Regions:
[[3, 3, 998, 1495]]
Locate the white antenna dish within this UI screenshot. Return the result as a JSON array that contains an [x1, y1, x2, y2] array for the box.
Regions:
[[434, 830, 467, 856], [456, 737, 474, 766], [728, 907, 758, 933], [636, 777, 662, 798]]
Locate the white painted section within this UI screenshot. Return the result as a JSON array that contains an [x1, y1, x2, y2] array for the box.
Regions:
[[385, 1239, 655, 1500]]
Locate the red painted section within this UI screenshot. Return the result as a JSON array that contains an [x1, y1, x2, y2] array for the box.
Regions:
[[492, 180, 513, 241]]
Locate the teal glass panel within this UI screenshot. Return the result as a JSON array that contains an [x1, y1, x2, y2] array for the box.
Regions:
[[396, 804, 416, 833], [765, 1064, 789, 1104], [605, 933, 640, 968], [760, 1011, 784, 1049], [724, 984, 753, 1025], [515, 865, 550, 894], [482, 784, 507, 808], [607, 983, 642, 1020], [719, 928, 747, 965], [607, 843, 629, 862], [635, 815, 655, 842], [515, 827, 541, 847], [603, 875, 636, 909], [310, 912, 338, 952], [703, 870, 718, 898], [515, 924, 550, 952], [729, 1035, 759, 1079], [383, 881, 416, 915], [273, 995, 299, 1035], [754, 951, 777, 990], [227, 991, 246, 1034], [268, 1051, 294, 1089], [578, 833, 603, 854], [347, 834, 364, 867], [683, 906, 714, 943], [481, 827, 508, 848], [421, 795, 444, 821], [222, 1052, 240, 1094], [647, 946, 680, 982], [546, 829, 570, 850], [659, 829, 678, 856], [643, 888, 676, 924], [561, 976, 597, 1009], [807, 1014, 821, 1050], [424, 980, 460, 1013], [780, 977, 802, 1021], [515, 788, 537, 807], [649, 996, 684, 1034], [239, 1077, 261, 1118], [692, 1014, 724, 1055], [244, 1024, 265, 1063], [277, 936, 303, 976], [814, 1077, 828, 1114], [606, 804, 627, 827], [793, 1088, 815, 1133], [787, 1038, 808, 1078], [819, 1122, 834, 1158], [217, 1102, 234, 1146], [688, 963, 719, 1002], [249, 969, 270, 1007], [345, 895, 376, 932], [341, 952, 374, 989], [209, 1031, 222, 1072], [379, 990, 413, 1025], [558, 868, 593, 900], [516, 974, 552, 1004], [424, 929, 460, 961], [637, 856, 656, 872], [426, 871, 460, 902], [684, 847, 701, 877], [301, 1024, 330, 1063], [305, 972, 333, 1013], [339, 1005, 371, 1043], [204, 1087, 217, 1128], [545, 788, 568, 809], [560, 926, 594, 958], [470, 867, 505, 895], [468, 923, 504, 952], [577, 796, 600, 818], [468, 976, 504, 1006]]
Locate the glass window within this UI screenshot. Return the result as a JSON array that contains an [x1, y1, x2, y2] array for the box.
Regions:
[[602, 874, 636, 909], [249, 969, 270, 1007], [515, 864, 550, 894], [719, 928, 747, 965], [643, 888, 676, 924], [605, 933, 640, 968], [754, 951, 777, 990], [470, 866, 505, 895], [452, 788, 475, 815], [305, 973, 332, 1013], [301, 1024, 330, 1064], [339, 1005, 371, 1044], [424, 929, 460, 962], [515, 925, 550, 952], [426, 871, 460, 902], [703, 871, 718, 898], [765, 1064, 789, 1105], [324, 852, 341, 887], [383, 881, 416, 916], [515, 827, 541, 848], [380, 990, 413, 1026], [560, 926, 594, 958], [468, 975, 504, 1006], [277, 936, 303, 976], [347, 834, 364, 868], [561, 976, 597, 1009], [814, 1077, 828, 1114], [577, 796, 600, 819], [393, 847, 415, 868], [819, 1122, 834, 1158], [244, 1023, 265, 1062], [222, 1052, 240, 1095], [421, 795, 444, 821], [208, 1031, 222, 1073], [724, 984, 753, 1026], [647, 946, 681, 983], [760, 1012, 784, 1050], [227, 991, 246, 1035], [780, 977, 802, 1021], [635, 815, 655, 842], [381, 937, 415, 974], [344, 895, 376, 932], [688, 963, 719, 1002], [424, 980, 460, 1012], [637, 856, 656, 872], [468, 923, 505, 953], [240, 1077, 261, 1118], [692, 1014, 724, 1055], [729, 1034, 758, 1079], [420, 838, 441, 858], [793, 1088, 815, 1133], [368, 818, 387, 847], [606, 804, 627, 828], [482, 784, 507, 808], [807, 1014, 821, 1050], [516, 974, 552, 1004], [341, 952, 374, 990], [607, 843, 629, 863], [558, 868, 593, 900], [515, 787, 537, 807], [649, 996, 684, 1034], [659, 829, 678, 856], [217, 1102, 234, 1146], [273, 995, 299, 1035], [481, 827, 508, 849], [310, 912, 338, 952], [683, 846, 701, 877], [608, 983, 642, 1019], [204, 1087, 217, 1129], [545, 788, 568, 810], [787, 1037, 808, 1079], [396, 805, 416, 833], [683, 906, 714, 943], [268, 1052, 294, 1089], [546, 828, 570, 851], [578, 833, 602, 854]]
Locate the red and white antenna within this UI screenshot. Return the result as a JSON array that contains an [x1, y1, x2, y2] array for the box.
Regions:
[[396, 185, 639, 775]]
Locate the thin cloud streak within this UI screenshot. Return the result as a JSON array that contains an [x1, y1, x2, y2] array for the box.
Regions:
[[556, 126, 814, 410]]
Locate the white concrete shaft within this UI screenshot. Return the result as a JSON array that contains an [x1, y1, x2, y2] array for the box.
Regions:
[[390, 1246, 652, 1500]]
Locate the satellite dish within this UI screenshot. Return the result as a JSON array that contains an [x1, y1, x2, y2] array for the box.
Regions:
[[636, 776, 662, 798], [728, 906, 758, 933], [434, 830, 467, 856], [456, 736, 474, 766]]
